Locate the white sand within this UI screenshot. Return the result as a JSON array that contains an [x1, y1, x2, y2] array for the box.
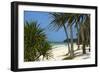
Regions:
[[39, 43, 90, 61]]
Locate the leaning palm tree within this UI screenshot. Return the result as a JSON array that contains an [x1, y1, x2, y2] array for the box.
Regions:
[[49, 13, 75, 58], [80, 14, 90, 54], [24, 21, 52, 61], [66, 13, 78, 58], [74, 14, 82, 50], [75, 14, 90, 54]]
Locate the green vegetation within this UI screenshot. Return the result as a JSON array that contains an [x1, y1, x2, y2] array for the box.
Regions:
[[24, 21, 52, 61], [49, 13, 90, 59], [24, 12, 90, 61]]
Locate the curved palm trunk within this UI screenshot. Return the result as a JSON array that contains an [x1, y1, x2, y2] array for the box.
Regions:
[[82, 43, 86, 54], [86, 28, 90, 52], [63, 25, 71, 55], [88, 32, 90, 52], [81, 27, 86, 54], [76, 24, 80, 50], [70, 26, 74, 58]]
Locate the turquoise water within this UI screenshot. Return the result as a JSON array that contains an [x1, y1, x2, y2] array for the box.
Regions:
[[50, 42, 67, 46], [49, 42, 68, 49]]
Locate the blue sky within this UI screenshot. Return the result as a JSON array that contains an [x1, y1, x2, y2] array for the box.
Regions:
[[24, 11, 77, 42]]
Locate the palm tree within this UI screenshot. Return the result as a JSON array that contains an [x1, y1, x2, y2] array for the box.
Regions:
[[49, 13, 75, 58], [66, 13, 76, 58], [83, 14, 90, 53], [49, 13, 90, 58], [77, 14, 90, 54], [74, 14, 82, 50], [24, 21, 52, 61], [49, 13, 71, 55]]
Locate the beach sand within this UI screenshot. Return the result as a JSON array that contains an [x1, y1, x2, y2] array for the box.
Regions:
[[39, 43, 90, 61]]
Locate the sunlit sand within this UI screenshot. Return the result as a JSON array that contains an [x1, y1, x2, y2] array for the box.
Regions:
[[39, 43, 90, 61]]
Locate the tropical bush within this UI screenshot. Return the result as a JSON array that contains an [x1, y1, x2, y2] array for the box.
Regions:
[[24, 21, 52, 61]]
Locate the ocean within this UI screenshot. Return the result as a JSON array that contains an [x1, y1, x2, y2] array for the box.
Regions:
[[49, 42, 77, 49], [49, 42, 68, 49], [50, 42, 67, 45]]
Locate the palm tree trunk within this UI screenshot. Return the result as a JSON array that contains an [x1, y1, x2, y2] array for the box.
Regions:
[[76, 24, 80, 50], [63, 25, 71, 55], [81, 27, 86, 54], [70, 26, 74, 58], [82, 42, 86, 54]]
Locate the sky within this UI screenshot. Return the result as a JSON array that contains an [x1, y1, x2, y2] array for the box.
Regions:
[[24, 11, 77, 42]]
